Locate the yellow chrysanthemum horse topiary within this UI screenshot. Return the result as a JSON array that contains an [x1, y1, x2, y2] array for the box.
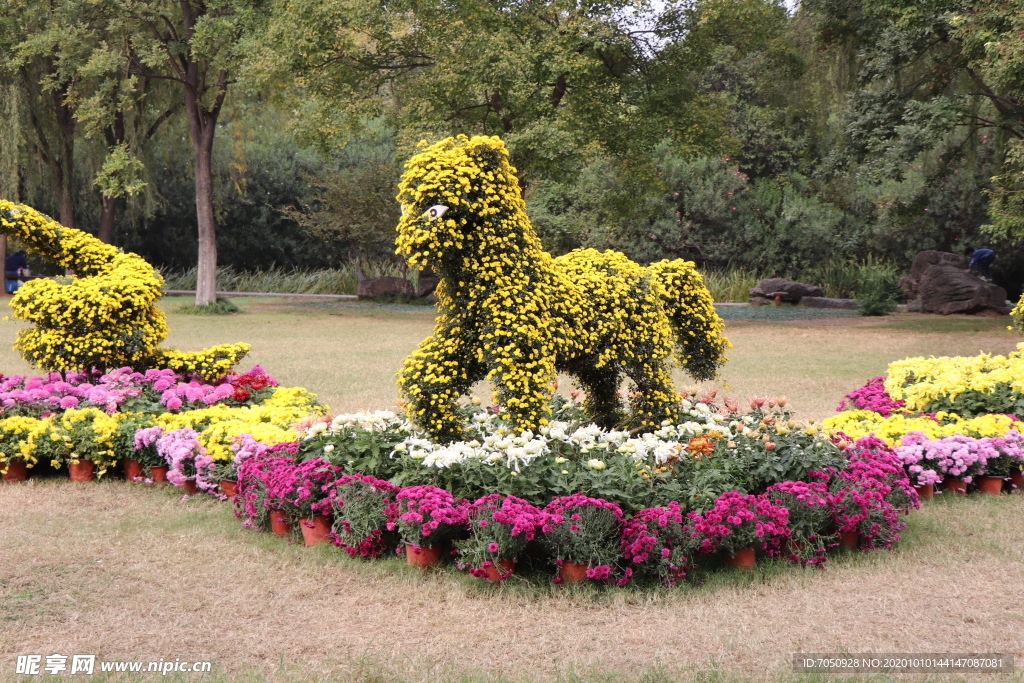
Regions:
[[0, 201, 248, 379], [395, 135, 730, 441]]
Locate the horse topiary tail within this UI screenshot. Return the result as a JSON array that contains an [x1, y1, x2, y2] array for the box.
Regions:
[[647, 259, 730, 381], [0, 201, 248, 379]]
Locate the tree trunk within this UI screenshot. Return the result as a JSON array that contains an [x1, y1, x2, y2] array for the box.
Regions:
[[193, 136, 218, 306], [97, 194, 116, 244], [52, 79, 77, 230], [97, 111, 126, 245], [186, 91, 218, 307]]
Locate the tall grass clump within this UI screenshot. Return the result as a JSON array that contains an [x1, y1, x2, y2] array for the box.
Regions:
[[700, 256, 901, 303], [802, 255, 900, 300], [161, 259, 412, 296], [699, 267, 766, 303]]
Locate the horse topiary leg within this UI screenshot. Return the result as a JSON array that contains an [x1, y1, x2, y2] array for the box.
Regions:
[[624, 362, 681, 430], [398, 334, 484, 442], [486, 350, 557, 432], [571, 362, 625, 429]]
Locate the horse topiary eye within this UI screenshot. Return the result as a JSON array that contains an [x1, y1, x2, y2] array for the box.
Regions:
[[424, 205, 449, 219]]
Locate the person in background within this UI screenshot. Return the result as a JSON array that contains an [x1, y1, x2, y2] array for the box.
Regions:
[[5, 249, 27, 278], [965, 247, 995, 281]]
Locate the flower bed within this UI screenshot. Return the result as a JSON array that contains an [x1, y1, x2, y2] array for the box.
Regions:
[[884, 344, 1024, 416], [0, 365, 318, 481], [825, 364, 1024, 491], [5, 347, 1024, 586]]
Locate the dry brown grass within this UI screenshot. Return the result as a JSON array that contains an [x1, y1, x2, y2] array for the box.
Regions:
[[1, 299, 1023, 681], [1, 482, 1022, 682]]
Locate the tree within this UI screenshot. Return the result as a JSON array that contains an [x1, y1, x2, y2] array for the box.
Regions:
[[2, 0, 178, 244], [114, 0, 268, 305], [250, 0, 744, 185], [1, 0, 82, 229], [956, 2, 1024, 241]]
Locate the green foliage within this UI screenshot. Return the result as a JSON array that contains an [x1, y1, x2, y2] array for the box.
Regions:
[[178, 298, 241, 316], [9, 0, 1024, 299], [93, 143, 146, 199], [919, 384, 1024, 420], [581, 148, 865, 273], [984, 140, 1024, 243], [281, 127, 401, 261], [856, 281, 900, 316], [119, 110, 354, 271], [248, 0, 762, 182]]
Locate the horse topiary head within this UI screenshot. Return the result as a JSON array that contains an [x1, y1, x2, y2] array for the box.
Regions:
[[395, 135, 543, 274]]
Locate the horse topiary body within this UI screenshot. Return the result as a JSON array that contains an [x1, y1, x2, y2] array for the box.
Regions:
[[396, 135, 729, 441]]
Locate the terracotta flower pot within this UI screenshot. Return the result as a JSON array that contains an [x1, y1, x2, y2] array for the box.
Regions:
[[123, 458, 144, 481], [300, 515, 332, 547], [405, 543, 443, 568], [482, 559, 516, 583], [2, 459, 28, 482], [839, 530, 859, 550], [944, 477, 967, 494], [913, 483, 934, 500], [724, 546, 756, 570], [149, 465, 168, 483], [181, 478, 199, 495], [269, 509, 291, 538], [558, 560, 590, 583], [1009, 471, 1024, 493], [218, 480, 237, 497], [976, 476, 1004, 495], [68, 460, 95, 482]]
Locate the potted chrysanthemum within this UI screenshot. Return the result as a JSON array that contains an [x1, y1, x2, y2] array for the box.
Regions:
[[116, 416, 161, 481], [542, 494, 624, 583], [0, 416, 41, 481], [620, 502, 692, 586], [29, 408, 120, 481], [389, 485, 469, 568], [764, 479, 833, 565], [319, 474, 401, 558], [688, 491, 789, 569], [264, 458, 341, 546], [459, 493, 545, 582]]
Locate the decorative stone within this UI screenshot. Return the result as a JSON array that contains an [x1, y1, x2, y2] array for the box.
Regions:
[[800, 296, 859, 310], [749, 278, 824, 305], [899, 250, 968, 300], [918, 265, 1009, 315], [416, 268, 440, 298]]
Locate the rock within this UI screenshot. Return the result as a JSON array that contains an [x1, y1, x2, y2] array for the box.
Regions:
[[749, 278, 824, 305], [918, 265, 1009, 315], [900, 250, 968, 300], [356, 276, 414, 299], [417, 268, 440, 298], [800, 296, 859, 310], [906, 299, 922, 312]]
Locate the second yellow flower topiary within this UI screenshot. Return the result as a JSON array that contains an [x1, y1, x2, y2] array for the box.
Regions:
[[0, 201, 247, 379]]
